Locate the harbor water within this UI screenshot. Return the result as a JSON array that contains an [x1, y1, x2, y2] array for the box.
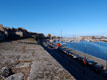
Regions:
[[55, 41, 107, 60]]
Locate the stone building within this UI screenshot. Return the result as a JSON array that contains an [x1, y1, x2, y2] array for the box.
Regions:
[[4, 27, 20, 40], [46, 34, 51, 39], [0, 24, 4, 32], [29, 32, 45, 39], [0, 32, 5, 41], [0, 24, 45, 41], [80, 36, 93, 40], [0, 24, 5, 41], [15, 27, 31, 38]]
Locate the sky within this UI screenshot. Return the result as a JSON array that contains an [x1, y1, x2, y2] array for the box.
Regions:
[[0, 0, 107, 37]]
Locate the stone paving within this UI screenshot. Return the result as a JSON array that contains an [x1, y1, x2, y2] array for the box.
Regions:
[[0, 38, 76, 80]]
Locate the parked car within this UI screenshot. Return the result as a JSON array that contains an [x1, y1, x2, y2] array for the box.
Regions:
[[68, 52, 73, 56], [69, 53, 75, 57], [77, 57, 87, 65], [81, 58, 87, 65], [102, 69, 107, 78], [92, 64, 104, 73], [65, 49, 71, 54], [73, 54, 79, 59], [87, 60, 97, 67], [76, 56, 84, 61], [57, 47, 63, 52], [63, 48, 68, 53], [61, 48, 69, 54]]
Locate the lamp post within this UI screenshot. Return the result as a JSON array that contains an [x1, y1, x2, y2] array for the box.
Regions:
[[84, 44, 87, 59], [105, 51, 107, 69], [73, 35, 76, 54]]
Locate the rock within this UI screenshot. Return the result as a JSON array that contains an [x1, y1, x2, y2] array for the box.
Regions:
[[2, 68, 13, 78], [0, 77, 4, 80], [15, 63, 30, 68], [5, 73, 24, 80], [0, 66, 8, 75]]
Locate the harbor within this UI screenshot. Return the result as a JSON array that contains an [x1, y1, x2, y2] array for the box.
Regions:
[[54, 39, 107, 60]]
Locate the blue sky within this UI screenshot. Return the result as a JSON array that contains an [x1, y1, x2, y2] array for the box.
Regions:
[[0, 0, 107, 37]]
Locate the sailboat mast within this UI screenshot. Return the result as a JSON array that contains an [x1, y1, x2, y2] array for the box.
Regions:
[[60, 29, 62, 41]]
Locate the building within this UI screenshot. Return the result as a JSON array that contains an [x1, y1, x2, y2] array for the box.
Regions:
[[0, 24, 5, 41], [0, 24, 45, 41], [80, 36, 93, 40], [29, 32, 45, 39], [16, 27, 31, 38]]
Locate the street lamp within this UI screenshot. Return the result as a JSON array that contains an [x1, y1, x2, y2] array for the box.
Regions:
[[72, 35, 76, 54], [105, 51, 107, 69], [84, 44, 87, 59]]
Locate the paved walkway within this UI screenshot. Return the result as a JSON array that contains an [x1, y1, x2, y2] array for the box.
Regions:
[[27, 40, 75, 80], [0, 38, 76, 80]]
